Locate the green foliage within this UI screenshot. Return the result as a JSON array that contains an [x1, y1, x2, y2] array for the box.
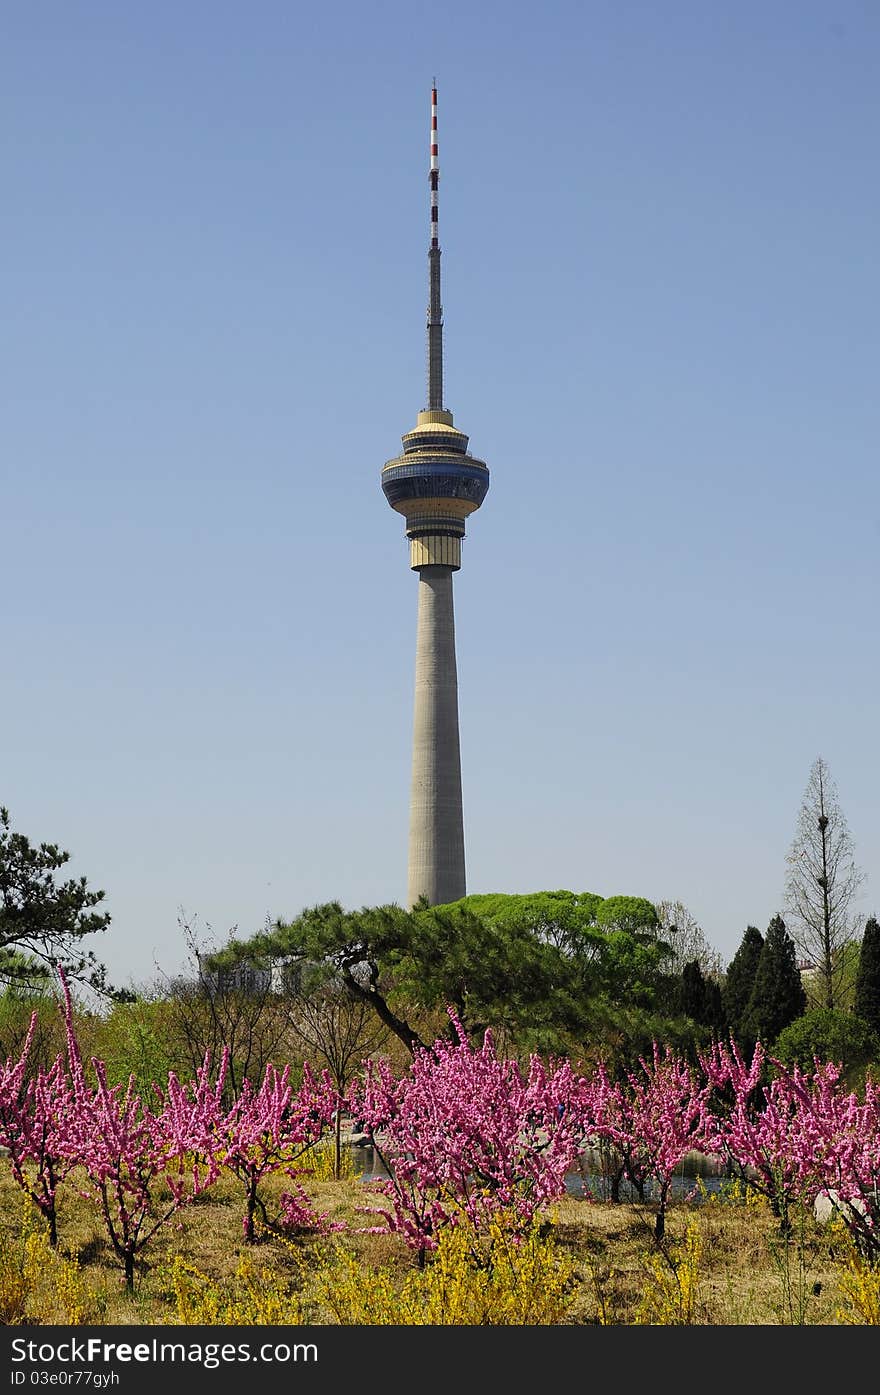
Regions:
[[0, 987, 65, 1072], [210, 900, 444, 1055], [452, 891, 670, 1011], [210, 890, 685, 1059], [454, 890, 605, 954], [678, 960, 724, 1033], [573, 998, 705, 1077], [97, 997, 186, 1095], [854, 918, 880, 1039], [741, 916, 806, 1048], [800, 939, 862, 1014], [594, 929, 670, 1007], [406, 900, 587, 1048], [215, 898, 590, 1055], [679, 960, 707, 1021], [721, 925, 764, 1043], [0, 805, 120, 998], [595, 896, 659, 934], [771, 1008, 878, 1077]]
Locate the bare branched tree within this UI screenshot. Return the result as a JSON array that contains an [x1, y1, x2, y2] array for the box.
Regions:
[[160, 913, 290, 1102], [653, 900, 723, 979], [784, 756, 865, 1011], [278, 966, 389, 1176]]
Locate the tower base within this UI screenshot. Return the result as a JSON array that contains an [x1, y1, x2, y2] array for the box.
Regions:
[[407, 565, 466, 907]]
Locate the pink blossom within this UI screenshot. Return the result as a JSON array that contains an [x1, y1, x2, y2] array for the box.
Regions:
[[350, 1008, 586, 1256]]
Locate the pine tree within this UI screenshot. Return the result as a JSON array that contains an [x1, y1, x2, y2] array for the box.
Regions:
[[0, 804, 116, 995], [854, 916, 880, 1038], [702, 976, 725, 1034], [678, 959, 724, 1033], [741, 915, 806, 1048], [679, 960, 707, 1020], [721, 925, 764, 1042]]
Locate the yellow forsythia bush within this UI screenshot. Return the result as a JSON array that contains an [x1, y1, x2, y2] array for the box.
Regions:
[[835, 1247, 880, 1325], [165, 1206, 575, 1326], [314, 1209, 576, 1325], [0, 1196, 99, 1325], [297, 1139, 357, 1182], [636, 1216, 703, 1325], [165, 1253, 307, 1325]]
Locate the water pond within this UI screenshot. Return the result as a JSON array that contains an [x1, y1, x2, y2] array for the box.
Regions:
[[348, 1143, 729, 1204]]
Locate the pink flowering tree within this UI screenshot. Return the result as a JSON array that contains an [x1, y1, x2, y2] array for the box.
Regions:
[[700, 1039, 822, 1234], [826, 1074, 880, 1262], [351, 1009, 587, 1263], [59, 971, 226, 1288], [760, 1058, 880, 1261], [578, 1059, 649, 1204], [0, 1012, 81, 1245], [212, 1059, 339, 1242], [590, 1044, 715, 1240]]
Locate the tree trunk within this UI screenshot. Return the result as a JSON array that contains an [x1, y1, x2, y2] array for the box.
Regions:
[[654, 1181, 669, 1241], [819, 798, 834, 1010], [244, 1177, 257, 1242]]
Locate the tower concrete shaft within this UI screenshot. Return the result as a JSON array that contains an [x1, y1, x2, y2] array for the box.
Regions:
[[407, 566, 465, 906], [381, 84, 489, 909]]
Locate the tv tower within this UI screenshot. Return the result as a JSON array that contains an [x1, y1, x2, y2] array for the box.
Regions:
[[381, 84, 490, 908]]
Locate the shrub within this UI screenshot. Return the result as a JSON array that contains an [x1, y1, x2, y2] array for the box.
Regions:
[[165, 1253, 306, 1325], [636, 1216, 703, 1325], [835, 1240, 880, 1325], [0, 1196, 99, 1324], [772, 1008, 879, 1078], [298, 1138, 357, 1183], [313, 1208, 575, 1325]]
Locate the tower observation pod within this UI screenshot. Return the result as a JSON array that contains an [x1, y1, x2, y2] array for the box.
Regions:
[[381, 84, 489, 908]]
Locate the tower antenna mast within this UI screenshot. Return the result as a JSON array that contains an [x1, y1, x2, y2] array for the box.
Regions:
[[427, 81, 443, 410]]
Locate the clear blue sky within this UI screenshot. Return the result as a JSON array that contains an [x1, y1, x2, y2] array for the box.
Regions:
[[4, 0, 878, 993]]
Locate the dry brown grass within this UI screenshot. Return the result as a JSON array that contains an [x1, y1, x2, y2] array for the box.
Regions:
[[0, 1165, 862, 1325], [547, 1191, 848, 1324]]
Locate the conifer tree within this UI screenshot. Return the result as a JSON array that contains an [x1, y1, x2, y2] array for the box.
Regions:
[[702, 976, 725, 1035], [721, 925, 764, 1043], [741, 915, 806, 1048], [679, 960, 707, 1021], [679, 960, 724, 1032], [0, 805, 115, 996], [784, 756, 864, 1011], [853, 916, 880, 1038]]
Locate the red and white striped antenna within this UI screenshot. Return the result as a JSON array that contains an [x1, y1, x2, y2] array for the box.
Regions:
[[427, 80, 443, 409], [430, 80, 439, 250]]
